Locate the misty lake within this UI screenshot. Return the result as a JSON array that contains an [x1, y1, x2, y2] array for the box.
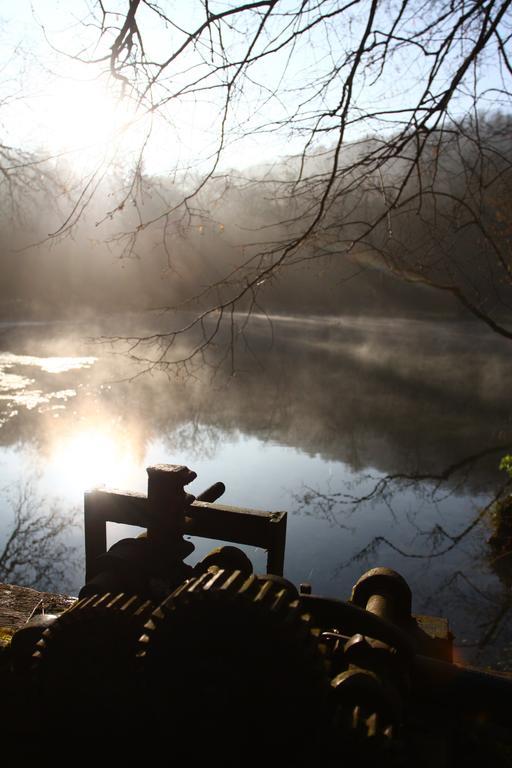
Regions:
[[0, 311, 511, 669]]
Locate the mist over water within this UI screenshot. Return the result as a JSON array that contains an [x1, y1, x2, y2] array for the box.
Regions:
[[0, 312, 510, 668]]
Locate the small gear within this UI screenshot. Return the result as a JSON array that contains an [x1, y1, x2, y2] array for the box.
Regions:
[[32, 592, 153, 721]]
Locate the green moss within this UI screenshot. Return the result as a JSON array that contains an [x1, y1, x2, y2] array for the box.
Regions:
[[0, 627, 15, 648], [500, 454, 512, 478]]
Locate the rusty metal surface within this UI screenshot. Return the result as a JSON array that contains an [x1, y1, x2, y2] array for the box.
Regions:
[[2, 560, 512, 764]]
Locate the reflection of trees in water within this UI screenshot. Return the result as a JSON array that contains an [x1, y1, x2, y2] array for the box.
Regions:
[[160, 421, 228, 461], [295, 449, 512, 668], [71, 318, 512, 491], [0, 482, 79, 592], [1, 318, 511, 495], [296, 445, 507, 523], [343, 491, 502, 566], [302, 446, 510, 561]]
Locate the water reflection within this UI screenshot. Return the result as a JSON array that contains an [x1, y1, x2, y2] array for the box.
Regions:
[[0, 350, 95, 418], [47, 429, 142, 492], [0, 314, 510, 666], [0, 352, 96, 373], [0, 480, 79, 592], [0, 315, 510, 488]]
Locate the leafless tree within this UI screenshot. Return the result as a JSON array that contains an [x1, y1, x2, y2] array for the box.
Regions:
[[7, 0, 512, 368], [0, 33, 69, 223]]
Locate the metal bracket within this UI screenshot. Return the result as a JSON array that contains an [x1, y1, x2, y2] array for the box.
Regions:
[[84, 464, 287, 580]]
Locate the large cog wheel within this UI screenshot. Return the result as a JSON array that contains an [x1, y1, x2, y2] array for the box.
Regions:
[[139, 568, 330, 757]]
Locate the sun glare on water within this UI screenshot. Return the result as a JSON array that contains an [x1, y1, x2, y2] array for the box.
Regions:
[[47, 428, 141, 494]]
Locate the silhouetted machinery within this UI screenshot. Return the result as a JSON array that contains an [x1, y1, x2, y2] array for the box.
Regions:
[[2, 465, 512, 765]]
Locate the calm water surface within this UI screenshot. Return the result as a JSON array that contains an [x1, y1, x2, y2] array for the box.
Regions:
[[0, 313, 511, 668]]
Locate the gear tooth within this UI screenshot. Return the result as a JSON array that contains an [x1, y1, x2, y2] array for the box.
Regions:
[[219, 569, 244, 591], [188, 571, 214, 593], [203, 568, 228, 590], [135, 599, 154, 618], [254, 579, 274, 604], [106, 593, 127, 610], [239, 573, 257, 595], [366, 712, 379, 738], [93, 593, 113, 609], [120, 594, 140, 613], [152, 604, 166, 620], [270, 587, 290, 614], [283, 599, 303, 624], [69, 596, 87, 611], [169, 581, 189, 599]]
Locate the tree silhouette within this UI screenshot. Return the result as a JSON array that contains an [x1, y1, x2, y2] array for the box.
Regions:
[[31, 0, 508, 368], [0, 482, 79, 592]]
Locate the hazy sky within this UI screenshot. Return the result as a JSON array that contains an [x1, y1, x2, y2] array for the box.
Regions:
[[1, 1, 509, 177], [1, 1, 301, 172]]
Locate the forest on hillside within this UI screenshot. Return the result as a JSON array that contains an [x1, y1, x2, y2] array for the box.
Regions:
[[1, 113, 511, 323]]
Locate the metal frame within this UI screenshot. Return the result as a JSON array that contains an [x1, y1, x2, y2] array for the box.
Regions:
[[84, 470, 287, 581]]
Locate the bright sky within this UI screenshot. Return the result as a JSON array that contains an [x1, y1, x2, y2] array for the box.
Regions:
[[0, 0, 299, 174], [1, 1, 510, 179]]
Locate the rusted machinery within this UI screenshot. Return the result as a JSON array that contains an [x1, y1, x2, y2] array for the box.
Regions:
[[1, 464, 512, 765]]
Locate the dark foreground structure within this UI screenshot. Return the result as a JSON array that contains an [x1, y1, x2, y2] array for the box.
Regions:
[[1, 464, 512, 765]]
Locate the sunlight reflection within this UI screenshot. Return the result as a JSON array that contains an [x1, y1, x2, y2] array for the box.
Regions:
[[47, 428, 140, 493], [0, 371, 34, 391], [0, 353, 96, 373], [0, 388, 76, 410]]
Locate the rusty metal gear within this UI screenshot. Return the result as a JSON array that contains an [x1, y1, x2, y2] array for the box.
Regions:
[[32, 592, 153, 721], [139, 568, 330, 757]]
